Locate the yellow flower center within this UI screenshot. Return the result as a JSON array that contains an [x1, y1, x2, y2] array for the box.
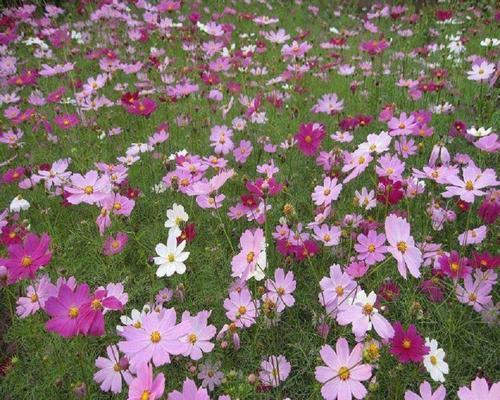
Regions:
[[304, 135, 312, 143], [188, 333, 197, 344], [111, 240, 120, 249], [84, 185, 94, 194], [30, 294, 38, 302], [140, 391, 150, 400], [277, 287, 285, 295], [430, 355, 437, 365], [358, 156, 365, 164], [399, 123, 406, 129], [397, 241, 407, 253], [113, 202, 122, 210], [91, 299, 103, 311], [238, 306, 247, 315], [323, 188, 331, 196], [113, 363, 122, 372], [133, 321, 142, 328], [450, 262, 459, 272], [363, 303, 373, 315], [246, 251, 255, 263], [21, 256, 33, 268], [150, 331, 161, 343], [167, 253, 175, 262], [69, 307, 79, 318], [335, 286, 344, 296], [338, 366, 350, 380], [468, 293, 477, 302], [465, 180, 474, 191], [368, 244, 376, 253], [402, 339, 412, 349]]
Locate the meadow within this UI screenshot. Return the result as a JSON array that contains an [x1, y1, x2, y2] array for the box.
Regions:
[[0, 1, 499, 399]]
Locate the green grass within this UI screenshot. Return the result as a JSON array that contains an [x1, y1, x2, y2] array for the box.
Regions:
[[0, 1, 499, 399]]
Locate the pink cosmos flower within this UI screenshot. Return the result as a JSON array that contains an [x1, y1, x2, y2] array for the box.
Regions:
[[118, 308, 190, 367], [457, 377, 500, 400], [337, 290, 395, 340], [405, 381, 446, 400], [100, 193, 135, 217], [94, 345, 133, 394], [319, 264, 357, 317], [456, 276, 492, 312], [128, 363, 165, 400], [438, 251, 471, 280], [390, 322, 429, 363], [354, 230, 387, 266], [103, 232, 129, 256], [385, 214, 423, 279], [210, 125, 234, 155], [342, 150, 373, 183], [311, 93, 344, 115], [458, 225, 487, 245], [264, 268, 296, 312], [16, 274, 56, 318], [295, 123, 326, 156], [233, 140, 253, 164], [65, 171, 111, 205], [180, 310, 216, 361], [168, 379, 210, 400], [1, 233, 52, 284], [315, 337, 372, 400], [313, 224, 342, 247], [231, 228, 265, 280], [259, 355, 291, 387], [45, 283, 91, 337], [223, 288, 259, 328], [125, 98, 157, 117], [442, 165, 498, 203], [54, 113, 79, 129], [312, 177, 343, 206], [474, 134, 500, 152], [388, 112, 416, 136]]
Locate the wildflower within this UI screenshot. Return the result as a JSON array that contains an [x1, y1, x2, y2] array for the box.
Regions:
[[223, 288, 259, 328], [65, 171, 111, 205], [438, 251, 471, 280], [94, 345, 133, 394], [168, 379, 210, 400], [319, 264, 357, 316], [457, 377, 500, 400], [103, 232, 128, 256], [354, 230, 387, 266], [154, 230, 190, 277], [295, 123, 326, 156], [165, 203, 189, 237], [54, 113, 79, 129], [404, 381, 446, 400], [197, 361, 224, 391], [390, 322, 429, 363], [315, 337, 372, 400], [456, 276, 492, 311], [264, 268, 296, 312], [118, 308, 190, 367], [458, 225, 487, 246], [9, 195, 30, 212], [442, 165, 498, 203], [312, 176, 343, 206], [423, 339, 448, 383], [127, 363, 165, 400], [259, 355, 291, 387], [231, 228, 266, 281], [180, 310, 216, 361], [467, 61, 495, 81], [16, 274, 56, 318], [385, 214, 423, 279]]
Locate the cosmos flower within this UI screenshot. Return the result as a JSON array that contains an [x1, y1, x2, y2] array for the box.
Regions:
[[390, 322, 429, 363], [404, 381, 446, 400], [154, 230, 190, 277], [259, 355, 291, 387]]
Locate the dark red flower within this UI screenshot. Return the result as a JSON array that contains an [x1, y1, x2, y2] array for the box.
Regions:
[[390, 322, 429, 363]]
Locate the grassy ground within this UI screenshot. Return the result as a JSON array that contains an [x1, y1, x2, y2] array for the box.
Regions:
[[0, 1, 499, 399]]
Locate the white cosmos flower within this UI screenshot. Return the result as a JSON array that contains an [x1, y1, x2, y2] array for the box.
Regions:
[[467, 126, 492, 137], [154, 230, 190, 277], [423, 338, 449, 383], [10, 195, 30, 212], [164, 203, 189, 237]]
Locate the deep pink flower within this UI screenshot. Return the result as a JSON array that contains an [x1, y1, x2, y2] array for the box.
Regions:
[[390, 322, 429, 363], [125, 98, 157, 117], [1, 233, 52, 284], [103, 232, 129, 256], [78, 289, 123, 336], [45, 283, 91, 337], [54, 113, 79, 129], [295, 123, 326, 156], [438, 251, 471, 280]]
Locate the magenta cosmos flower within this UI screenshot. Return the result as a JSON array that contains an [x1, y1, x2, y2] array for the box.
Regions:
[[65, 170, 111, 205], [45, 283, 91, 337], [78, 289, 123, 336], [259, 355, 291, 387], [315, 337, 372, 400], [457, 377, 500, 400], [385, 214, 422, 279], [118, 308, 190, 367], [103, 232, 129, 256], [168, 378, 210, 400], [405, 381, 446, 400], [354, 230, 387, 266], [1, 232, 52, 284], [128, 363, 165, 400], [390, 322, 429, 363], [54, 113, 79, 129], [295, 122, 326, 156]]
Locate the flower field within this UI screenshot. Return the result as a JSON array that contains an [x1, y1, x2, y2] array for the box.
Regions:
[[0, 1, 499, 399]]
